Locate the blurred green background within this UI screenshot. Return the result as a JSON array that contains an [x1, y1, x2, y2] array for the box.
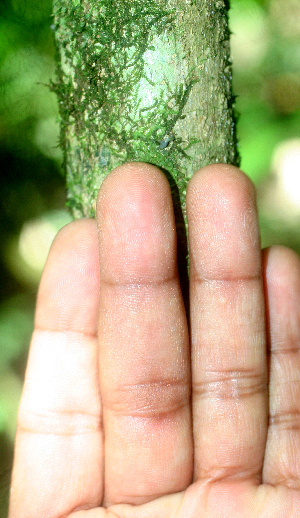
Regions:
[[0, 0, 300, 513]]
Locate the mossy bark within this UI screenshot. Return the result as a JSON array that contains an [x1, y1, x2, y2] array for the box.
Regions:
[[52, 0, 239, 220]]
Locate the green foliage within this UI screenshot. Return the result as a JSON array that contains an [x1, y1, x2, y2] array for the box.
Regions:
[[230, 0, 300, 182], [230, 0, 300, 251], [0, 3, 66, 509]]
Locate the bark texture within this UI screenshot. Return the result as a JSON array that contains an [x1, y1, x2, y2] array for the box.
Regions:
[[52, 0, 239, 219]]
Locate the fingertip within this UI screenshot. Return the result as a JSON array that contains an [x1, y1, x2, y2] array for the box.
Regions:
[[263, 245, 300, 292], [36, 218, 100, 334], [186, 163, 260, 279], [186, 163, 255, 211], [50, 217, 98, 251], [263, 244, 300, 266], [96, 162, 177, 284], [263, 245, 300, 353], [96, 161, 170, 215], [188, 162, 253, 184]]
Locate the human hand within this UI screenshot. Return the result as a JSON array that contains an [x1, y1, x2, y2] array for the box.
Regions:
[[9, 163, 300, 517]]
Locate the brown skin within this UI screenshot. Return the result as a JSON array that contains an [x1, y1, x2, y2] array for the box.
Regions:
[[9, 163, 300, 517]]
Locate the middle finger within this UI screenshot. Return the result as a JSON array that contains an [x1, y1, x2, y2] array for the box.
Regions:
[[97, 163, 193, 506]]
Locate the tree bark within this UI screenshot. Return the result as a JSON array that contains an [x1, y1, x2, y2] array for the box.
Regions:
[[52, 0, 239, 220]]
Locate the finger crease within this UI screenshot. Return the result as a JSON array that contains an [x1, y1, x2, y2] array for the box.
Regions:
[[271, 337, 300, 355], [269, 410, 300, 431], [17, 409, 102, 436], [193, 371, 267, 400], [190, 273, 261, 285], [103, 379, 190, 418], [101, 274, 178, 289]]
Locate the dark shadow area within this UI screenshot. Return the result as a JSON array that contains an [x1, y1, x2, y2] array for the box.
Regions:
[[0, 433, 13, 518], [150, 164, 190, 328]]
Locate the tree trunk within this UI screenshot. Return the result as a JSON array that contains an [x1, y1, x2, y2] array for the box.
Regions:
[[52, 0, 239, 221]]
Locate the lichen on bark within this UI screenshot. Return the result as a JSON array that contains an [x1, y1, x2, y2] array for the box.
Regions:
[[52, 0, 239, 219]]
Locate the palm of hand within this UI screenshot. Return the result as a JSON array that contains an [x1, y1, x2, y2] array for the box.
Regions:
[[9, 164, 300, 518]]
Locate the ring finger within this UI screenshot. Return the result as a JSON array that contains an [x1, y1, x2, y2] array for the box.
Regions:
[[187, 164, 269, 484]]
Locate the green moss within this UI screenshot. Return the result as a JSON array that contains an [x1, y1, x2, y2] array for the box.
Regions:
[[52, 0, 239, 219]]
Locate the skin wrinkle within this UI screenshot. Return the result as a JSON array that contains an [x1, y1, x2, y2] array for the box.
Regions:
[[270, 338, 300, 355], [189, 273, 262, 285], [269, 410, 300, 431], [100, 274, 179, 288], [34, 326, 98, 339], [192, 369, 268, 401], [16, 408, 102, 436], [101, 378, 190, 418]]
